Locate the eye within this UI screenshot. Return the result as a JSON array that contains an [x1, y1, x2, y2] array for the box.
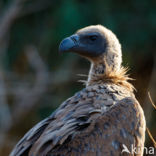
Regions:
[[89, 35, 98, 41]]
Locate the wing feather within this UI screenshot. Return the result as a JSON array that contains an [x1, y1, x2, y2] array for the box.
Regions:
[[10, 87, 145, 156]]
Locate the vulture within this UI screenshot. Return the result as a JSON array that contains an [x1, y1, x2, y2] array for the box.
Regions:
[[10, 25, 146, 156]]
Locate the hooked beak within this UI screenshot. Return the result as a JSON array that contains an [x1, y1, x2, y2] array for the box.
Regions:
[[59, 34, 79, 53]]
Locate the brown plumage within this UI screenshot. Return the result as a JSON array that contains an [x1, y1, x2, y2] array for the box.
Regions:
[[10, 25, 146, 156]]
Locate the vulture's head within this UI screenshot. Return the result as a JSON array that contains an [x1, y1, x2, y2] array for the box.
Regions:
[[59, 25, 122, 73]]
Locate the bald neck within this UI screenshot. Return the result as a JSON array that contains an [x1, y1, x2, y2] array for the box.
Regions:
[[87, 62, 107, 85], [86, 53, 120, 85]]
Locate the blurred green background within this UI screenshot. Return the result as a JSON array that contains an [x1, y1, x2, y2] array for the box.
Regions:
[[0, 0, 155, 155]]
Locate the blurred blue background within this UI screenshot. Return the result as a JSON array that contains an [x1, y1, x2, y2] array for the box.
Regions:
[[0, 0, 155, 155]]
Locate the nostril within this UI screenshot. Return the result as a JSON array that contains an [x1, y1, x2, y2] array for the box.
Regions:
[[70, 35, 79, 44], [71, 37, 76, 44]]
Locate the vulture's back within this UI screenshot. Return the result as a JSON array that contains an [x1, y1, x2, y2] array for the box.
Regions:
[[10, 84, 145, 156]]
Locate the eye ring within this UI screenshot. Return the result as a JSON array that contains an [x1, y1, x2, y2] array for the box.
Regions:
[[89, 35, 98, 41]]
